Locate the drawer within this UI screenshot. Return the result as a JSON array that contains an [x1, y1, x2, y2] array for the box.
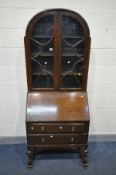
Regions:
[[28, 134, 88, 145], [27, 123, 88, 134]]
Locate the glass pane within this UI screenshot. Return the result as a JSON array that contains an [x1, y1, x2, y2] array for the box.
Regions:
[[62, 16, 84, 36], [30, 16, 54, 88], [61, 16, 84, 88]]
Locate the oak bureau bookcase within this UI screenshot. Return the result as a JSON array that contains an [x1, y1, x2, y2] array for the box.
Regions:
[[24, 8, 91, 168]]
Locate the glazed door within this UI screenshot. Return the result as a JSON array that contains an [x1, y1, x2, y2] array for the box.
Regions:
[[25, 10, 90, 91], [60, 13, 85, 90], [30, 14, 56, 89]]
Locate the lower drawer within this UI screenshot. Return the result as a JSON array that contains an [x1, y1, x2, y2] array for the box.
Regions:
[[28, 134, 88, 145]]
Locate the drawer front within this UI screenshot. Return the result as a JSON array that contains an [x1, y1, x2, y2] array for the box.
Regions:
[[28, 134, 88, 145], [27, 123, 88, 134]]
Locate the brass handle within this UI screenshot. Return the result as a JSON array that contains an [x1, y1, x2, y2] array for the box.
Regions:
[[41, 126, 45, 132], [78, 72, 82, 76], [74, 72, 82, 76], [70, 137, 75, 143], [50, 135, 54, 138], [41, 138, 45, 143], [59, 126, 63, 130], [27, 150, 31, 154], [71, 126, 75, 132], [31, 126, 34, 130]]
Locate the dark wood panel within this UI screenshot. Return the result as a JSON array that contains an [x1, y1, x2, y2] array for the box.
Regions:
[[27, 122, 89, 134], [28, 134, 88, 145], [26, 92, 90, 122], [28, 143, 88, 149]]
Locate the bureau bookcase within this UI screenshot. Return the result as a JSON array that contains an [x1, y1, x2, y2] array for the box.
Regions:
[[24, 8, 91, 168]]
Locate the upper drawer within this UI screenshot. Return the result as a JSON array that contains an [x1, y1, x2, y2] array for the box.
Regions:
[[27, 122, 89, 134]]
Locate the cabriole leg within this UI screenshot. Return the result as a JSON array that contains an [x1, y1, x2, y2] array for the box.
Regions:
[[80, 146, 88, 167], [27, 147, 34, 168]]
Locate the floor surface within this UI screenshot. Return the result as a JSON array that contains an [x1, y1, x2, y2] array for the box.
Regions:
[[0, 142, 116, 175]]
